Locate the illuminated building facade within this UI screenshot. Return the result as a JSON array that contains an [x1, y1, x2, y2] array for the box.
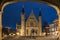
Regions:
[[16, 8, 42, 36]]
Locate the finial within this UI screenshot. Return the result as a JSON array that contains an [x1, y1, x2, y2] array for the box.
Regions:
[[22, 5, 24, 14], [31, 9, 34, 13], [39, 11, 42, 16], [39, 8, 42, 16]]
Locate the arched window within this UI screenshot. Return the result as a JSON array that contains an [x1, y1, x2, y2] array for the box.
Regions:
[[31, 29, 38, 36], [30, 22, 34, 27]]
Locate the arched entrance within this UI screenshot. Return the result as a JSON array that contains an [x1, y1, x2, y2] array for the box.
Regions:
[[31, 29, 38, 36]]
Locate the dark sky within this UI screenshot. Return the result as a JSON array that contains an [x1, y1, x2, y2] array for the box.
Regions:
[[0, 0, 59, 10], [2, 2, 58, 30]]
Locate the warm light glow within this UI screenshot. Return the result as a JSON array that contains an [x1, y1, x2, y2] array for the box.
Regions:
[[16, 32, 20, 35], [1, 1, 59, 39], [9, 33, 16, 36], [54, 31, 58, 36], [52, 32, 55, 35], [55, 31, 58, 34], [52, 31, 58, 36], [43, 33, 46, 35]]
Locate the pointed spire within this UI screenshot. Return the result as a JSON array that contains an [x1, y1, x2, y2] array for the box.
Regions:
[[39, 11, 42, 16], [39, 9, 42, 16], [30, 10, 34, 16], [22, 5, 25, 14], [31, 10, 34, 14]]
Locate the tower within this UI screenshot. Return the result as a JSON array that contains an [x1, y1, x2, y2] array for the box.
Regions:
[[21, 7, 25, 36], [39, 11, 42, 36], [0, 12, 2, 40]]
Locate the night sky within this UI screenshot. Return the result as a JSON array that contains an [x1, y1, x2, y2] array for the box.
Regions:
[[2, 2, 58, 30]]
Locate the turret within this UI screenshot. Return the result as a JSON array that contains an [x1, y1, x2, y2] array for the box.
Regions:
[[39, 11, 42, 36], [21, 7, 25, 36]]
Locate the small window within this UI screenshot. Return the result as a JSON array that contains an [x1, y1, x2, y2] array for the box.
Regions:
[[27, 29, 28, 34], [30, 22, 34, 27], [30, 17, 34, 19]]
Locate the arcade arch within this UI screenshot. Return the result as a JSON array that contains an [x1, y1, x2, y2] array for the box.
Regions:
[[0, 1, 59, 40]]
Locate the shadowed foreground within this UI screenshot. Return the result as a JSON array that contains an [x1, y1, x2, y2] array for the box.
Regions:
[[3, 36, 59, 40]]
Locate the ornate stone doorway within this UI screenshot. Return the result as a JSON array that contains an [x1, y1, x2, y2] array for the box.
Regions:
[[30, 29, 37, 36]]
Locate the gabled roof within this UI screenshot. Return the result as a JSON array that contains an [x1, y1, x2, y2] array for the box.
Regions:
[[25, 10, 42, 22], [25, 10, 38, 22], [17, 10, 42, 25]]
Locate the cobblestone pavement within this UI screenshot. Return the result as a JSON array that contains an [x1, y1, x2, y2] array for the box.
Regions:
[[2, 36, 59, 40]]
